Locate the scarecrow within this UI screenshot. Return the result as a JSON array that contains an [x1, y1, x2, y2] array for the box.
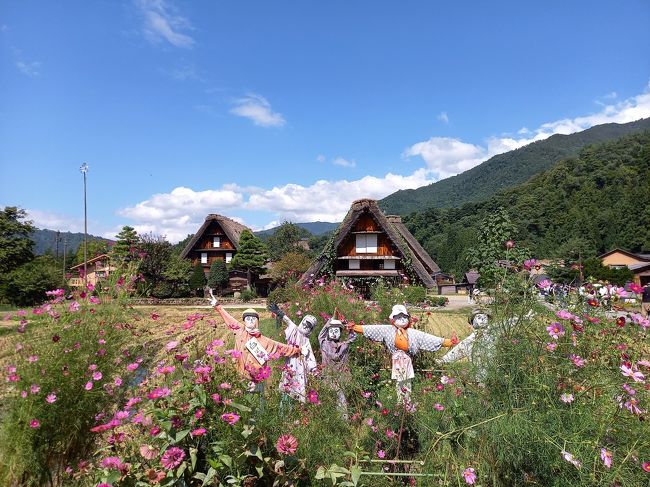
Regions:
[[268, 304, 318, 402], [438, 309, 494, 382], [349, 304, 458, 402], [214, 305, 300, 392], [318, 312, 357, 416]]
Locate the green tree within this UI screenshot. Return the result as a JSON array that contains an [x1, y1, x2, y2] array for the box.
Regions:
[[137, 233, 172, 296], [111, 226, 139, 261], [0, 206, 35, 274], [73, 239, 109, 265], [189, 263, 207, 295], [163, 254, 193, 297], [269, 251, 312, 285], [207, 260, 229, 293], [229, 230, 268, 290], [3, 255, 60, 306], [266, 221, 310, 261]]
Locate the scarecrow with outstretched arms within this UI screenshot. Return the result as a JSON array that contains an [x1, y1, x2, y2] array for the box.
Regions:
[[214, 304, 300, 392], [348, 304, 458, 402], [268, 303, 318, 403]]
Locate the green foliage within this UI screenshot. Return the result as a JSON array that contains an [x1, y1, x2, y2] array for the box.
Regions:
[[240, 288, 258, 301], [207, 260, 229, 291], [380, 118, 650, 215], [111, 225, 139, 261], [266, 221, 311, 261], [73, 238, 109, 265], [230, 230, 268, 289], [583, 257, 634, 285], [2, 255, 61, 306], [0, 292, 137, 485], [0, 206, 35, 274], [137, 233, 173, 296], [189, 263, 207, 292], [163, 253, 194, 297], [269, 251, 312, 285], [403, 131, 650, 277]]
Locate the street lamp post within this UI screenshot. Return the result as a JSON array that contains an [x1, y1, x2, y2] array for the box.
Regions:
[[80, 163, 89, 287]]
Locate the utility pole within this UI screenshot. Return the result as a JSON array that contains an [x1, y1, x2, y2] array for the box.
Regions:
[[62, 235, 67, 288], [80, 163, 89, 287], [55, 230, 60, 259]]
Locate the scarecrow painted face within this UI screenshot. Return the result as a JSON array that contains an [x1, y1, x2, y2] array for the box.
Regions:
[[328, 326, 342, 341], [243, 315, 259, 332], [471, 313, 489, 329], [298, 315, 317, 336], [392, 313, 410, 329]]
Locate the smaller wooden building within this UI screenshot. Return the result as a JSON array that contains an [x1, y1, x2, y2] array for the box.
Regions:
[[69, 254, 116, 288], [599, 249, 650, 286]]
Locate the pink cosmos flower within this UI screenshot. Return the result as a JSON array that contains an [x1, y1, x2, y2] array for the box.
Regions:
[[556, 310, 573, 320], [523, 259, 537, 270], [620, 364, 645, 382], [191, 428, 206, 437], [211, 393, 221, 403], [30, 419, 40, 428], [46, 393, 57, 403], [463, 467, 477, 484], [600, 448, 612, 469], [160, 447, 185, 470], [140, 444, 158, 460], [546, 342, 558, 352], [127, 362, 139, 371], [642, 462, 650, 472], [27, 355, 38, 363], [30, 384, 41, 394], [546, 322, 565, 339], [84, 381, 93, 391], [89, 296, 100, 305], [624, 398, 645, 415], [92, 371, 103, 381], [560, 393, 574, 404], [114, 377, 123, 386], [68, 301, 80, 312], [157, 365, 176, 375], [276, 434, 299, 455], [537, 279, 552, 289], [434, 403, 445, 411], [440, 375, 455, 385], [101, 456, 128, 471], [377, 450, 385, 459], [307, 389, 320, 404], [165, 341, 179, 352], [219, 382, 232, 390], [147, 387, 171, 400], [569, 355, 585, 368], [220, 412, 240, 425]]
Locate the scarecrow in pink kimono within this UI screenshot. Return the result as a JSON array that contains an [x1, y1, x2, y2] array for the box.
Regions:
[[319, 314, 357, 417], [348, 304, 458, 403], [268, 303, 318, 402], [214, 305, 300, 392]]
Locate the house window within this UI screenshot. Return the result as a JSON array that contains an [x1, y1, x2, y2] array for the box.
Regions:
[[201, 252, 208, 264], [226, 252, 233, 263], [349, 259, 360, 270], [213, 237, 221, 248], [356, 234, 377, 254], [384, 259, 396, 270]]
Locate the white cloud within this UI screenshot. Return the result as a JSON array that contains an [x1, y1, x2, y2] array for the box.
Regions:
[[316, 154, 326, 163], [437, 111, 449, 124], [406, 84, 650, 179], [245, 169, 433, 222], [136, 0, 194, 48], [27, 209, 84, 232], [332, 157, 356, 168], [16, 61, 40, 77], [230, 94, 286, 127]]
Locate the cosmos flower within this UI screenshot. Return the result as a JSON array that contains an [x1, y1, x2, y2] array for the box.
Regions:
[[463, 467, 477, 484], [546, 322, 565, 339], [276, 434, 299, 455], [560, 393, 574, 404], [160, 447, 185, 470], [220, 413, 240, 425], [600, 448, 612, 469]]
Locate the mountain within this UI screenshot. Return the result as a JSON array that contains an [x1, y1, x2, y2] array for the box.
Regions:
[[379, 118, 650, 215], [255, 221, 339, 238], [403, 130, 650, 277], [31, 229, 113, 256]]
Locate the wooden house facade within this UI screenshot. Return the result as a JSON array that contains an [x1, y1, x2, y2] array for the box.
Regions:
[[599, 248, 650, 286], [299, 199, 442, 290], [69, 254, 116, 288], [180, 215, 249, 285]]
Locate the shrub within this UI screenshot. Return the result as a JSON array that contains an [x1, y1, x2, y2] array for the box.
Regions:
[[240, 288, 258, 301]]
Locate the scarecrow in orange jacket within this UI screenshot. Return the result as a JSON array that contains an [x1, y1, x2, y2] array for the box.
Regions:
[[348, 304, 458, 403], [215, 305, 300, 392]]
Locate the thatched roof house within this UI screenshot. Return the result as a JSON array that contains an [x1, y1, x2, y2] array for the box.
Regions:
[[299, 199, 441, 289], [180, 214, 250, 272]]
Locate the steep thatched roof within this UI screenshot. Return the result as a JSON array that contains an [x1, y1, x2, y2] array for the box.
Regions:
[[300, 199, 438, 288], [180, 214, 250, 259]]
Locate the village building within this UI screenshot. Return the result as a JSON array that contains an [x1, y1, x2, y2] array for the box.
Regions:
[[299, 199, 445, 294], [68, 254, 116, 288], [599, 248, 650, 286]]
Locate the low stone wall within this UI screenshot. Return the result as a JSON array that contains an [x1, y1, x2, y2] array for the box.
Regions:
[[130, 297, 267, 306]]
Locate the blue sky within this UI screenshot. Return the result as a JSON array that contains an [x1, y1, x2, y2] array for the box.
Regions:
[[1, 0, 649, 242]]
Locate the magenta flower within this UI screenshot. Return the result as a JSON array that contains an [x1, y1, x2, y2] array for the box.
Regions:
[[29, 419, 40, 428], [30, 384, 41, 394], [546, 342, 558, 352], [600, 448, 612, 469], [434, 403, 445, 411], [46, 393, 57, 403], [377, 450, 386, 459], [220, 412, 240, 425], [147, 387, 171, 400], [463, 467, 477, 484], [556, 310, 573, 320], [191, 428, 206, 437], [126, 362, 139, 371], [84, 381, 94, 391], [68, 301, 80, 312], [307, 389, 320, 404], [92, 371, 103, 381], [642, 462, 650, 472], [537, 279, 552, 289], [523, 259, 537, 270], [569, 355, 585, 368], [546, 322, 565, 339], [165, 341, 179, 352], [161, 447, 185, 470], [276, 434, 299, 455]]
